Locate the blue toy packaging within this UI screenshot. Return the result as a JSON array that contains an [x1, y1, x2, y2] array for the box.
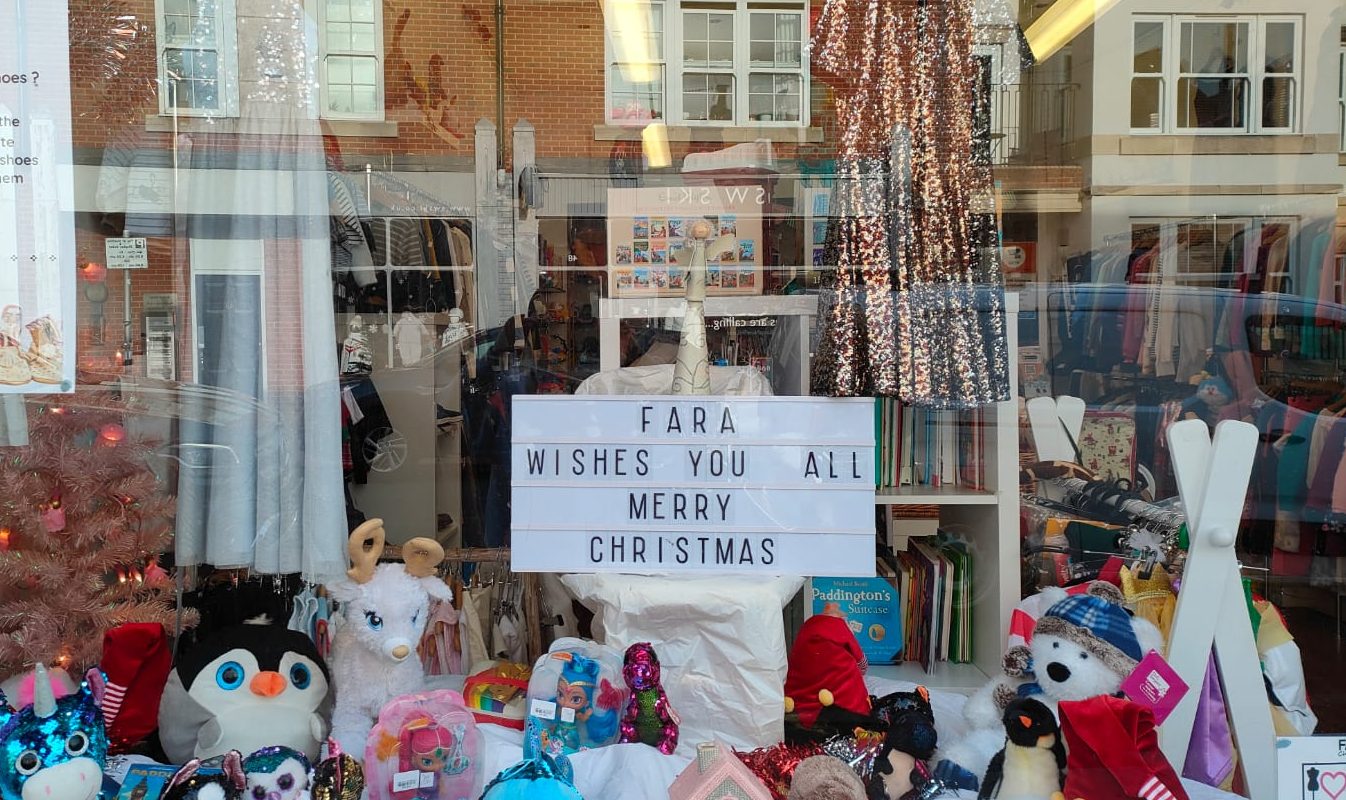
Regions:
[[522, 638, 626, 760]]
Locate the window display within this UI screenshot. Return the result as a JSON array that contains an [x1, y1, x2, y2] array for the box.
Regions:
[[2, 0, 1346, 798]]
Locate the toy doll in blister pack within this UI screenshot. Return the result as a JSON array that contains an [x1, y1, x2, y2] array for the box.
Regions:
[[398, 719, 470, 800], [366, 690, 480, 800], [531, 654, 621, 757]]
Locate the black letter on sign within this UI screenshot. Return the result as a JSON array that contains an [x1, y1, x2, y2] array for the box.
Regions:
[[590, 537, 603, 563], [629, 493, 648, 520], [720, 407, 736, 433]]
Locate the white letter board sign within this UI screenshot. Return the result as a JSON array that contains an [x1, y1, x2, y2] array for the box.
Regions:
[[510, 396, 876, 575]]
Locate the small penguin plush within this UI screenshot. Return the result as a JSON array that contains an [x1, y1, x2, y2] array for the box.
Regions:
[[158, 622, 331, 763], [243, 746, 313, 800], [978, 698, 1066, 800], [163, 751, 248, 800]]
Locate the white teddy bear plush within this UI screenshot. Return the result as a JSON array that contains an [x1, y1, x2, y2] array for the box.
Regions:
[[940, 582, 1165, 786]]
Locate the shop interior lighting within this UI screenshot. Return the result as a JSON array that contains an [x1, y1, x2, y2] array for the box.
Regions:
[[1024, 0, 1122, 62], [642, 122, 671, 168], [608, 0, 657, 82]]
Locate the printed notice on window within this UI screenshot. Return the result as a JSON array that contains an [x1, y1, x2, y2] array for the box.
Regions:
[[0, 1, 76, 392], [511, 397, 876, 575]]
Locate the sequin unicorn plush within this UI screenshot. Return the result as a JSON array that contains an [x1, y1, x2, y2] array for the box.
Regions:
[[328, 519, 453, 755], [0, 665, 110, 800]]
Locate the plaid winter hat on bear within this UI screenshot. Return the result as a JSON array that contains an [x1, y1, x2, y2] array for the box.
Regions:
[[1034, 593, 1143, 677]]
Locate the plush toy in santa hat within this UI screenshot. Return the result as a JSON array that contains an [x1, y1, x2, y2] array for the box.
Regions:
[[784, 606, 871, 741]]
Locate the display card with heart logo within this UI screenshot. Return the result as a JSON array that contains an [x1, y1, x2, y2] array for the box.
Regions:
[[1276, 737, 1346, 799]]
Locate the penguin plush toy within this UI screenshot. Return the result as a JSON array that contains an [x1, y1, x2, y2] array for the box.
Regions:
[[978, 698, 1066, 800], [159, 622, 331, 763]]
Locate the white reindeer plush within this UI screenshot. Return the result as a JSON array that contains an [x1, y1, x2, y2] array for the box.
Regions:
[[327, 519, 453, 754]]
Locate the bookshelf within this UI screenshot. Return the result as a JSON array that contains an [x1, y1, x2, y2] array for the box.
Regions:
[[872, 293, 1020, 691], [597, 291, 1020, 691]]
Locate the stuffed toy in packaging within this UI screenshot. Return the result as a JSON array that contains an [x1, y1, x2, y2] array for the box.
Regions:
[[0, 666, 110, 800], [522, 639, 625, 759], [364, 690, 483, 800], [158, 621, 331, 763]]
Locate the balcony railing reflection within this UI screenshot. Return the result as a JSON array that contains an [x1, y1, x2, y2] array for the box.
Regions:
[[977, 82, 1079, 166]]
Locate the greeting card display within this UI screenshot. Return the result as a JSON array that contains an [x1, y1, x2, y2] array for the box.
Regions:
[[608, 188, 764, 297]]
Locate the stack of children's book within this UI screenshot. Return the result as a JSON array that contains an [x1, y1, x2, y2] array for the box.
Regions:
[[888, 535, 973, 670], [874, 399, 986, 490]]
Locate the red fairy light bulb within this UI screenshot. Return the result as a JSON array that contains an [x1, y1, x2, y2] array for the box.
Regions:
[[98, 423, 126, 445], [80, 261, 108, 283], [0, 527, 11, 551]]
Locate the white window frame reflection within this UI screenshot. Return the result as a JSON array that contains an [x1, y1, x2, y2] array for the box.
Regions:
[[318, 0, 386, 121], [155, 0, 239, 117], [1130, 216, 1299, 290], [1337, 44, 1345, 152], [604, 0, 809, 128], [1130, 14, 1301, 135], [155, 0, 385, 121]]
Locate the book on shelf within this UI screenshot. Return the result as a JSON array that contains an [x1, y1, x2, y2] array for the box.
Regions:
[[890, 534, 973, 669], [874, 399, 985, 492], [807, 560, 904, 664]]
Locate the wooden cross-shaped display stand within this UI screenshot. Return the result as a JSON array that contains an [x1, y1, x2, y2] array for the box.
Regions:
[[1159, 419, 1275, 800]]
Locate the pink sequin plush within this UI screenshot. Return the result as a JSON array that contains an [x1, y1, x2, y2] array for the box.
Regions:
[[618, 643, 679, 755]]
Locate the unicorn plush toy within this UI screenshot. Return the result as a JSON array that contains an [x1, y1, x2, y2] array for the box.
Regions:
[[0, 665, 111, 800]]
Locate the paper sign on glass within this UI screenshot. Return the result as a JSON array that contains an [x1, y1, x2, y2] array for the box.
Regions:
[[1120, 650, 1189, 725]]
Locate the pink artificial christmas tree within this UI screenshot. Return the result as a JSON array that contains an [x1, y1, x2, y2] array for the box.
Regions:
[[0, 390, 193, 676]]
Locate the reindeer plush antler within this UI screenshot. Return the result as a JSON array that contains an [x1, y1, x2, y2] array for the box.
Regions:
[[327, 522, 453, 755], [346, 519, 387, 583]]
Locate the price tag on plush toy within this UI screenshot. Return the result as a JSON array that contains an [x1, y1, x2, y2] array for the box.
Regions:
[[1120, 650, 1189, 725]]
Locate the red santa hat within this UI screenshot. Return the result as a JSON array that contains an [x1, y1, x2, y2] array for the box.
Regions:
[[784, 614, 870, 727]]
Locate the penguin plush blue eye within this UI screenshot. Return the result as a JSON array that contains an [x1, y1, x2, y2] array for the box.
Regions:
[[217, 661, 246, 690], [364, 611, 383, 631], [289, 664, 312, 690]]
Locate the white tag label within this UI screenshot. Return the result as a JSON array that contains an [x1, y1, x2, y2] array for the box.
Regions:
[[560, 706, 575, 723], [418, 773, 436, 789], [530, 698, 557, 720], [393, 771, 420, 793]]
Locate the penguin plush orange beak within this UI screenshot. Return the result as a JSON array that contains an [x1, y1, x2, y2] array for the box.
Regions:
[[250, 671, 287, 697]]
